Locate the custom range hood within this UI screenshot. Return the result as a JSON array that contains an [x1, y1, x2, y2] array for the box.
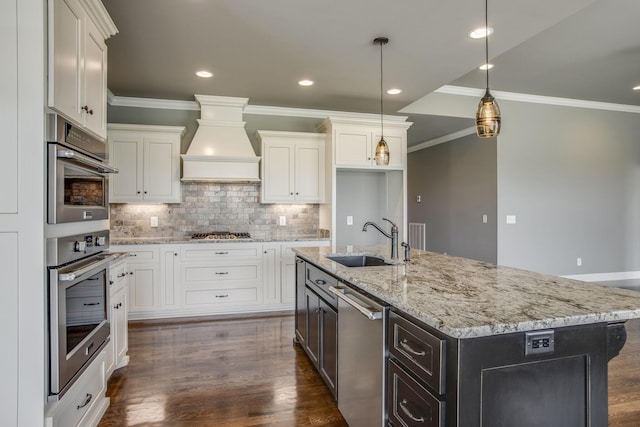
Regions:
[[181, 95, 261, 182]]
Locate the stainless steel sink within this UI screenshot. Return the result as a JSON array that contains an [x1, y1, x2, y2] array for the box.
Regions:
[[326, 254, 395, 267]]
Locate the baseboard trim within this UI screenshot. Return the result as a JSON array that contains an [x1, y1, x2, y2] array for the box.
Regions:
[[562, 271, 640, 282]]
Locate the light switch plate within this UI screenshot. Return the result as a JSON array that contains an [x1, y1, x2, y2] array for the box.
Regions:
[[482, 214, 488, 224], [347, 216, 353, 225], [506, 215, 517, 224], [150, 216, 158, 227], [279, 216, 286, 226]]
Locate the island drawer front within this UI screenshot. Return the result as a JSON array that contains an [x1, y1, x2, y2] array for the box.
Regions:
[[124, 247, 159, 263], [387, 358, 444, 427], [389, 311, 446, 394], [305, 263, 338, 307]]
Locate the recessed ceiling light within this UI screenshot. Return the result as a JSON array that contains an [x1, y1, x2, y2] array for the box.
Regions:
[[479, 63, 494, 71], [387, 88, 402, 95], [634, 85, 640, 91], [196, 71, 213, 78], [298, 79, 314, 86], [469, 27, 494, 39]]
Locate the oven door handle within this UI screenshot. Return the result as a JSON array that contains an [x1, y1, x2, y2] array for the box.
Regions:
[[58, 254, 119, 282], [56, 148, 118, 174]]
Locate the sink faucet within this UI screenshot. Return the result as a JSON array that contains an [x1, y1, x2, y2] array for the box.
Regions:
[[362, 218, 398, 259]]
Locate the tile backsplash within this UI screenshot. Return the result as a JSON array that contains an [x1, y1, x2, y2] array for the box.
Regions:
[[110, 182, 321, 240]]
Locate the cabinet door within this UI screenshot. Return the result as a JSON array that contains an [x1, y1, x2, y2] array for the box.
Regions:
[[295, 142, 323, 202], [295, 258, 307, 345], [109, 134, 143, 202], [372, 131, 405, 169], [262, 244, 279, 304], [144, 137, 180, 202], [82, 16, 107, 138], [113, 287, 128, 367], [305, 289, 320, 367], [48, 0, 84, 125], [262, 142, 294, 202], [281, 258, 296, 305], [128, 264, 159, 312], [320, 299, 338, 398], [161, 248, 180, 308], [335, 129, 371, 166]]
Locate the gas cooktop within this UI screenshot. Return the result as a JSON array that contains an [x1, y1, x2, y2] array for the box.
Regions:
[[191, 231, 251, 240]]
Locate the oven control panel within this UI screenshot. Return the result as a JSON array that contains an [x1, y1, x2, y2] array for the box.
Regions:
[[47, 230, 110, 267]]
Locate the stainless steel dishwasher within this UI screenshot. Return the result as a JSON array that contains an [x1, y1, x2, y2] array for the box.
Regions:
[[329, 284, 387, 427]]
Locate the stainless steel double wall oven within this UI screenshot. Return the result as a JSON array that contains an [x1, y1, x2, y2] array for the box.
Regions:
[[46, 114, 121, 401]]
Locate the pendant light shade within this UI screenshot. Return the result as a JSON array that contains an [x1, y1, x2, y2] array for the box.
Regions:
[[374, 37, 390, 165], [475, 0, 501, 138]]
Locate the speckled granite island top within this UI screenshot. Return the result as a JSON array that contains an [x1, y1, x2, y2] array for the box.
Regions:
[[111, 235, 329, 245], [293, 246, 640, 339]]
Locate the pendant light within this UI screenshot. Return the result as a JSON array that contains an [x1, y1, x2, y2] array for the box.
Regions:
[[374, 36, 390, 165], [475, 0, 501, 138]]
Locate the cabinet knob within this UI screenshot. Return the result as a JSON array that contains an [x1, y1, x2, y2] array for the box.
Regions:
[[144, 191, 148, 194], [109, 280, 114, 285], [295, 192, 299, 195], [290, 192, 293, 195], [174, 253, 178, 256], [137, 191, 141, 194]]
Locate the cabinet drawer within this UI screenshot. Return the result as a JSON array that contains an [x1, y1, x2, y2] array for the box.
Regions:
[[124, 248, 159, 263], [184, 287, 258, 305], [389, 311, 446, 394], [181, 245, 260, 261], [48, 352, 106, 427], [305, 263, 338, 306], [183, 263, 259, 283], [387, 358, 444, 427], [109, 260, 128, 292]]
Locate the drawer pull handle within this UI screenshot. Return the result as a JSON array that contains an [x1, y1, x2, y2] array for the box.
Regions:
[[215, 251, 229, 255], [399, 399, 424, 423], [130, 254, 137, 256], [215, 272, 229, 275], [216, 294, 229, 298], [315, 279, 326, 285], [83, 302, 100, 306], [77, 393, 93, 410], [117, 273, 127, 278], [400, 339, 426, 357]]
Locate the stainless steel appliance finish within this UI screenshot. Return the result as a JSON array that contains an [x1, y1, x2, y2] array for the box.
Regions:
[[47, 230, 124, 401], [47, 114, 117, 224], [190, 231, 251, 240], [329, 284, 386, 427]]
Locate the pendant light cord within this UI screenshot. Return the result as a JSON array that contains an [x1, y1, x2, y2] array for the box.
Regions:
[[380, 40, 384, 138], [485, 0, 490, 91]]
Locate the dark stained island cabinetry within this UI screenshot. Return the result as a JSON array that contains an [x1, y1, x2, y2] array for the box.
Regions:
[[294, 247, 640, 427]]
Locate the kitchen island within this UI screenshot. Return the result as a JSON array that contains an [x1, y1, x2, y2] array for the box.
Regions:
[[293, 246, 640, 427]]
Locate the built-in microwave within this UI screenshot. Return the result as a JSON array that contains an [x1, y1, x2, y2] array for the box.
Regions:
[[47, 115, 117, 224]]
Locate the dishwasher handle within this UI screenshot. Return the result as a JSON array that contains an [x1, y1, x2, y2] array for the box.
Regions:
[[329, 285, 383, 320]]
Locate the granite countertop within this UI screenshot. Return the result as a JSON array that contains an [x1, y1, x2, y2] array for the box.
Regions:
[[111, 234, 330, 245], [293, 245, 640, 339]]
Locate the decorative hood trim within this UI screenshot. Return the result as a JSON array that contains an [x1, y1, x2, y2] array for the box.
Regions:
[[181, 95, 261, 182]]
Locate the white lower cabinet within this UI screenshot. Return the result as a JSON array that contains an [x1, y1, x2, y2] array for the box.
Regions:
[[112, 240, 329, 320], [45, 351, 109, 427]]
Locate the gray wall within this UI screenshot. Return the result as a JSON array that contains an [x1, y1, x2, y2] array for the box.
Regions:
[[408, 133, 497, 263], [497, 101, 640, 275]]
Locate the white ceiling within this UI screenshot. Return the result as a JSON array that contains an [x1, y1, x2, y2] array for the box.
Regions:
[[102, 0, 640, 145]]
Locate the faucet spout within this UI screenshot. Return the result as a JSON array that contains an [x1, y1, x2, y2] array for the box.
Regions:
[[362, 218, 399, 259]]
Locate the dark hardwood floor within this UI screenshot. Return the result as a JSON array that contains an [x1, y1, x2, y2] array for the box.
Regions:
[[99, 315, 640, 426]]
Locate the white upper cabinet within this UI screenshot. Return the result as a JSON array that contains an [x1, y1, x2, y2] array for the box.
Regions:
[[48, 0, 116, 139], [258, 131, 325, 204], [333, 124, 407, 169], [108, 124, 185, 203]]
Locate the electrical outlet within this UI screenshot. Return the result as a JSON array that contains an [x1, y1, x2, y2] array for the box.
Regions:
[[347, 216, 353, 225], [347, 245, 353, 252], [577, 257, 582, 267], [482, 214, 488, 224], [279, 216, 286, 226], [525, 330, 555, 355], [150, 216, 158, 227], [506, 215, 517, 224]]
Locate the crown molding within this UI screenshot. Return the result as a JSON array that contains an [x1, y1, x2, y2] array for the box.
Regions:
[[408, 126, 477, 153], [436, 85, 640, 114], [107, 93, 409, 121], [81, 0, 118, 38]]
